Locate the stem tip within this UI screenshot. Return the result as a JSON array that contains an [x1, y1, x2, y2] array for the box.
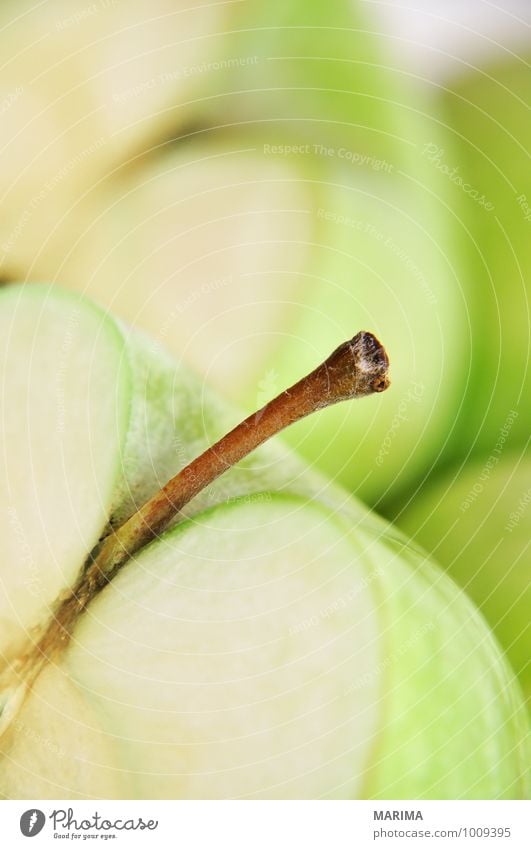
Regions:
[[320, 331, 390, 403]]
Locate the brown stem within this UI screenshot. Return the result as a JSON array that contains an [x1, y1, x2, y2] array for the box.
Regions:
[[0, 331, 389, 733], [93, 330, 389, 577]]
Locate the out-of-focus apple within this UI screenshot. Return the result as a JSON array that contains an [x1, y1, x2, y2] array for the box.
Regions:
[[0, 0, 471, 507], [48, 125, 467, 507], [439, 56, 531, 460], [395, 454, 531, 704], [0, 0, 234, 276]]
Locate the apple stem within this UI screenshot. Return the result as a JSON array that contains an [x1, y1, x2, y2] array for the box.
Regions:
[[0, 331, 389, 734], [91, 330, 390, 579]]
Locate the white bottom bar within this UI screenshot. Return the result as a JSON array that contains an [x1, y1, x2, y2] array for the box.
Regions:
[[1, 800, 529, 848]]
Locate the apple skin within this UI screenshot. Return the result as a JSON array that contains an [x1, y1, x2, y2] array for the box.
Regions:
[[395, 455, 531, 706], [0, 286, 528, 800], [50, 497, 531, 800], [202, 0, 422, 167], [263, 161, 467, 507], [0, 0, 409, 279], [0, 0, 232, 278], [0, 0, 472, 509], [0, 282, 343, 674], [1, 493, 528, 800], [47, 125, 468, 509], [132, 0, 476, 508], [439, 55, 531, 462]]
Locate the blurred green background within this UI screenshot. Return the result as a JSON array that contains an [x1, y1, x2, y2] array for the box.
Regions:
[[0, 0, 528, 702]]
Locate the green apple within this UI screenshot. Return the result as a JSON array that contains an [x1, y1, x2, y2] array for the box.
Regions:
[[52, 127, 468, 508], [0, 0, 471, 508], [56, 132, 323, 393], [0, 281, 327, 667], [0, 0, 239, 276], [0, 284, 527, 799], [200, 0, 423, 168], [439, 55, 531, 459], [0, 0, 404, 278], [395, 455, 531, 705]]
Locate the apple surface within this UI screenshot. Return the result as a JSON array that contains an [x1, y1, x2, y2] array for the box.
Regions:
[[0, 284, 527, 800], [46, 125, 467, 509], [0, 0, 237, 278], [0, 0, 403, 279], [198, 0, 423, 167], [395, 455, 531, 706], [0, 281, 332, 668], [440, 55, 531, 460], [0, 0, 471, 509]]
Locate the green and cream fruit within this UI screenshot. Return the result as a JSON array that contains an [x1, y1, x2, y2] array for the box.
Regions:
[[396, 455, 531, 706], [0, 0, 471, 508], [440, 55, 531, 460], [0, 0, 254, 280], [0, 284, 527, 799], [48, 126, 467, 508]]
